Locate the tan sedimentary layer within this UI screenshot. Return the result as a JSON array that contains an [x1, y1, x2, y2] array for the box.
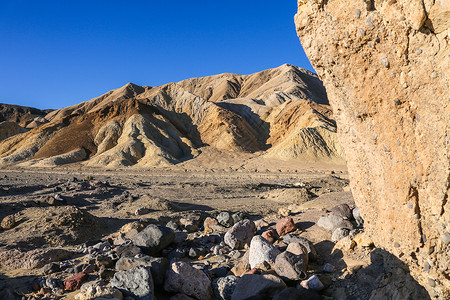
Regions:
[[0, 65, 344, 168]]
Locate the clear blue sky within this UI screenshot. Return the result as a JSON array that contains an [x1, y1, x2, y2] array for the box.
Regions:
[[0, 1, 314, 110]]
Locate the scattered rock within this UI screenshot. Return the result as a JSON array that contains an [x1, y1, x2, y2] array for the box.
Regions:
[[41, 262, 60, 275], [116, 256, 169, 286], [275, 217, 297, 236], [224, 219, 256, 250], [75, 281, 123, 300], [248, 235, 281, 269], [217, 212, 234, 227], [164, 261, 212, 300], [352, 207, 363, 226], [283, 234, 318, 261], [278, 207, 291, 217], [64, 272, 88, 291], [0, 248, 73, 270], [110, 266, 154, 299], [134, 224, 175, 255], [333, 236, 356, 252], [261, 229, 276, 243], [300, 275, 324, 291], [330, 203, 352, 219], [204, 217, 219, 232], [230, 251, 250, 276], [322, 263, 335, 273], [231, 274, 286, 300], [274, 251, 307, 281], [1, 215, 15, 230], [317, 214, 353, 231], [212, 275, 239, 300], [353, 232, 374, 247], [135, 207, 151, 216], [332, 227, 350, 242]]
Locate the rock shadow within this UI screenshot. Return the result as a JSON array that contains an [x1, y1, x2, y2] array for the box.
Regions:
[[324, 248, 431, 299]]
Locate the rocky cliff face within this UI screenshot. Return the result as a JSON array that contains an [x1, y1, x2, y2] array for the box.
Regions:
[[295, 0, 449, 297]]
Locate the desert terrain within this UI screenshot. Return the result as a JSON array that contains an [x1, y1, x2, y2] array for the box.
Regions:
[[0, 39, 445, 298]]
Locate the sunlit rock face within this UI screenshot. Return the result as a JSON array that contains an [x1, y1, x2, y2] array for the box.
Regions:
[[295, 0, 449, 297]]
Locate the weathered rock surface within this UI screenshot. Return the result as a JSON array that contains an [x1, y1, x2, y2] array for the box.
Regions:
[[164, 261, 212, 300], [134, 224, 174, 255], [115, 256, 169, 286], [75, 281, 123, 300], [231, 274, 287, 300], [0, 248, 73, 270], [248, 235, 281, 269], [110, 266, 154, 299], [212, 275, 239, 300], [224, 219, 256, 250], [295, 0, 449, 296], [274, 251, 307, 281]]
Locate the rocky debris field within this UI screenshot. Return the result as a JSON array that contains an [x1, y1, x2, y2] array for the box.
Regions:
[[0, 166, 428, 299]]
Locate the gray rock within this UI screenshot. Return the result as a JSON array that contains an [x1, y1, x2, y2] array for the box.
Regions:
[[274, 251, 307, 281], [116, 244, 142, 258], [224, 219, 256, 250], [231, 212, 246, 224], [134, 224, 174, 255], [41, 262, 60, 275], [300, 275, 324, 291], [217, 212, 234, 227], [110, 266, 154, 300], [115, 256, 169, 286], [164, 261, 212, 300], [322, 263, 335, 273], [167, 248, 188, 260], [283, 234, 318, 261], [353, 207, 364, 226], [231, 274, 286, 300], [135, 207, 150, 216], [166, 220, 179, 231], [45, 277, 62, 290], [317, 214, 353, 232], [212, 275, 239, 300], [249, 235, 281, 269], [332, 227, 350, 242], [189, 247, 207, 258], [330, 204, 353, 220]]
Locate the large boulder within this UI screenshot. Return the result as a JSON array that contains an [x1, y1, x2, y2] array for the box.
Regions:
[[110, 266, 154, 299], [134, 224, 174, 255], [115, 256, 169, 286], [295, 0, 449, 296]]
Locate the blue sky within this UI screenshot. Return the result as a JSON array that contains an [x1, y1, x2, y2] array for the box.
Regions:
[[0, 1, 313, 109]]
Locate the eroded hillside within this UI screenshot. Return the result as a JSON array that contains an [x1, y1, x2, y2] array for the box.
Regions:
[[0, 64, 344, 168]]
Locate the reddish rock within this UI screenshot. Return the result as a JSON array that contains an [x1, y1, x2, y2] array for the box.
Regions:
[[276, 218, 297, 236], [64, 272, 88, 291], [245, 268, 260, 275], [203, 217, 218, 229], [261, 230, 276, 243]]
